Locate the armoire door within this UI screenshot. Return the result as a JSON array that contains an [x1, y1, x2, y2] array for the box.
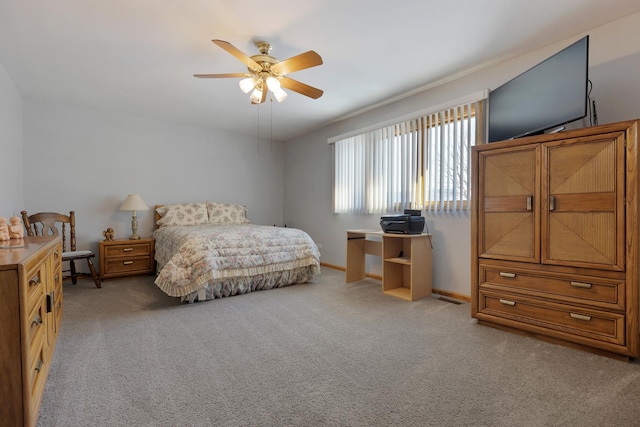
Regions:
[[478, 144, 541, 263], [543, 133, 626, 270]]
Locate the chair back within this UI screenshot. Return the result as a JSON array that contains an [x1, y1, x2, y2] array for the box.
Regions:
[[21, 211, 77, 252]]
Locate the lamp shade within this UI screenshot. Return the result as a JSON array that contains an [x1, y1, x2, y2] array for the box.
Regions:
[[119, 194, 149, 211]]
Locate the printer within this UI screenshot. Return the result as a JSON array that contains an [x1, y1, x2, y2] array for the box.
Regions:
[[380, 210, 425, 234]]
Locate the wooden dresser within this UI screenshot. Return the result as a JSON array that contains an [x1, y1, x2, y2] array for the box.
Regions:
[[0, 236, 62, 426], [471, 120, 640, 359]]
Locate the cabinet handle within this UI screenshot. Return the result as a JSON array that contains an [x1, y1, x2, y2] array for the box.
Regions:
[[570, 313, 592, 322], [122, 248, 134, 252], [526, 196, 533, 211], [31, 314, 42, 328], [123, 261, 134, 265], [499, 299, 516, 306], [34, 359, 43, 373], [46, 291, 54, 313], [570, 281, 592, 289], [29, 276, 41, 287], [499, 272, 516, 278], [549, 196, 556, 211]]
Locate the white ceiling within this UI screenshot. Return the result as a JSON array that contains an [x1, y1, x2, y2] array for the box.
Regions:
[[2, 0, 640, 141]]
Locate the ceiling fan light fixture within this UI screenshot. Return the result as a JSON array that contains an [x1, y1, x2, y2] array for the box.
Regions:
[[273, 87, 288, 103], [239, 77, 256, 93], [249, 87, 263, 103], [266, 76, 281, 92], [195, 39, 323, 104]]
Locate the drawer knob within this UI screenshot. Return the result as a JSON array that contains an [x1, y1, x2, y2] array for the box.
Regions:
[[570, 313, 592, 322], [123, 261, 134, 265], [29, 276, 41, 287], [570, 281, 592, 289], [499, 299, 516, 306], [499, 272, 516, 278], [122, 248, 134, 252], [34, 359, 43, 373]]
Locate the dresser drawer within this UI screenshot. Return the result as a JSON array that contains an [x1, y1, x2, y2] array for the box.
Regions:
[[104, 242, 152, 258], [26, 298, 46, 350], [479, 289, 625, 346], [27, 332, 47, 427], [25, 264, 46, 311], [479, 263, 624, 311]]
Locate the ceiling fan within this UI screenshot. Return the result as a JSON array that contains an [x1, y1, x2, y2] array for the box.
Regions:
[[194, 39, 324, 104]]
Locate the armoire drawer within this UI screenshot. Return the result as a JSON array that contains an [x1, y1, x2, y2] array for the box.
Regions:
[[479, 290, 625, 346], [479, 264, 624, 311]]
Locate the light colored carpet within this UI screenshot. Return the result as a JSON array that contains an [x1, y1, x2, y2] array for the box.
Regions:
[[38, 267, 640, 427]]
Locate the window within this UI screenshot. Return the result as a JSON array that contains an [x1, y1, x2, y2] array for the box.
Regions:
[[332, 98, 486, 214]]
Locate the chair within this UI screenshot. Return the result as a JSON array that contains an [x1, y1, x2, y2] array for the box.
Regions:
[[21, 210, 101, 288]]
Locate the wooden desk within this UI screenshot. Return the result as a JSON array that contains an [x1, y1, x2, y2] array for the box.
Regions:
[[346, 229, 432, 301]]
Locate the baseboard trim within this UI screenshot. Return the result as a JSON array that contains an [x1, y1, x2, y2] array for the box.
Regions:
[[320, 262, 344, 271], [319, 262, 471, 302]]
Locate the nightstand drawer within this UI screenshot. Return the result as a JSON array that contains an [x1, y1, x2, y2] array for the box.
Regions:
[[103, 242, 152, 258], [103, 257, 153, 275]]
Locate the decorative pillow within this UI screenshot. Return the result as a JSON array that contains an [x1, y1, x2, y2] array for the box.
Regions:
[[207, 201, 250, 224], [156, 203, 208, 227]]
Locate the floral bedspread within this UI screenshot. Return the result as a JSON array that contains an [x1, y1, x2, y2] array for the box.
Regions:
[[153, 224, 321, 298]]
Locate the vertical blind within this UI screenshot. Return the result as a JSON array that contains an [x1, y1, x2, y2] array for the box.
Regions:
[[332, 99, 485, 214]]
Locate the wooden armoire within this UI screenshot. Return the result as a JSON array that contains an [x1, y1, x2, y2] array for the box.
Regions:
[[471, 119, 640, 360]]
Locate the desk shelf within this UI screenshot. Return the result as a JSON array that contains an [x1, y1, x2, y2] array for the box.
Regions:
[[385, 256, 411, 265], [346, 230, 432, 302]]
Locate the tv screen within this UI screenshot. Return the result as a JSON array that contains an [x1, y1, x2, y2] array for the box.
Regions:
[[488, 35, 589, 143]]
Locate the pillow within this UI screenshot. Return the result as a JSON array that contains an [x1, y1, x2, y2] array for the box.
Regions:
[[156, 202, 208, 227], [206, 201, 250, 224]]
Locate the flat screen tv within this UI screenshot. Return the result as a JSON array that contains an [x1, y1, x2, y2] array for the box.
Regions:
[[488, 35, 589, 143]]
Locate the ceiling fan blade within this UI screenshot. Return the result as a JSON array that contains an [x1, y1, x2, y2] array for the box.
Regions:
[[279, 77, 323, 99], [212, 39, 261, 72], [271, 51, 323, 75], [193, 73, 249, 78]]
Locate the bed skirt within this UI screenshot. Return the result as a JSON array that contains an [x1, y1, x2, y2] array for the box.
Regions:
[[179, 265, 319, 303]]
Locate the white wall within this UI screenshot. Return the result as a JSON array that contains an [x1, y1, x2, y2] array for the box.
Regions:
[[22, 98, 285, 270], [283, 13, 640, 299], [0, 59, 23, 218]]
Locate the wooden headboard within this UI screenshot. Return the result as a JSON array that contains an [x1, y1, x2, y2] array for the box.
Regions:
[[154, 205, 164, 229]]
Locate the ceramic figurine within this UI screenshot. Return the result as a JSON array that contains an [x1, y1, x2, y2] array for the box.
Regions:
[[103, 227, 115, 241], [0, 217, 10, 241], [8, 216, 24, 239]]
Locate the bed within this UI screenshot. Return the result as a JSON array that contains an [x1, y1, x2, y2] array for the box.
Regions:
[[153, 202, 320, 303]]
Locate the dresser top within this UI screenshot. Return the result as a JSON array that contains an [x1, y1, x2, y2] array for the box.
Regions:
[[0, 236, 60, 269]]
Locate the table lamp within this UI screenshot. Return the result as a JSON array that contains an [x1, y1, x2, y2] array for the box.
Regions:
[[119, 194, 149, 240]]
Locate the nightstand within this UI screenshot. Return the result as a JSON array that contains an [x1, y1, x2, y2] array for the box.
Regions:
[[99, 238, 155, 279]]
